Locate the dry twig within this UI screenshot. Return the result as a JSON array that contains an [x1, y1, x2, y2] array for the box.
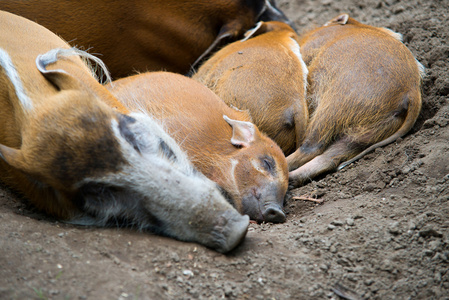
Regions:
[[291, 195, 324, 204]]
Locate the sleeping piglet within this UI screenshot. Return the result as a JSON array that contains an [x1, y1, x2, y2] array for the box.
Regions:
[[287, 14, 424, 187], [193, 21, 309, 156], [107, 72, 289, 223]]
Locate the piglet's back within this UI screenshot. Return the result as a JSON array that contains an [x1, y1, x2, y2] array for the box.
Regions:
[[110, 72, 252, 157]]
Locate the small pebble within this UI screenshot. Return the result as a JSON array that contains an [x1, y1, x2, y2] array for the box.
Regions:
[[419, 226, 443, 237], [331, 220, 344, 226], [388, 222, 401, 235], [393, 5, 405, 14], [428, 240, 441, 251], [346, 218, 355, 226]]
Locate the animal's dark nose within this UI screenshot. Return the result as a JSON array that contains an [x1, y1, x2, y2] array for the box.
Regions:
[[263, 206, 286, 223]]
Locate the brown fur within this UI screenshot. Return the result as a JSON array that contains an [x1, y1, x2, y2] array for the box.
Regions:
[[193, 21, 308, 155], [107, 72, 289, 223], [0, 11, 128, 219], [287, 14, 423, 187], [0, 11, 251, 253], [0, 0, 292, 79]]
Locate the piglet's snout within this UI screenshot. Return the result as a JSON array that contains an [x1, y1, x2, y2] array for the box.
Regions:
[[260, 182, 287, 223], [262, 203, 286, 223]]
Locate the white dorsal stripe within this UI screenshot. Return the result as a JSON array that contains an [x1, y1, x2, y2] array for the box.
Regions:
[[379, 29, 425, 78], [288, 37, 309, 98], [382, 27, 403, 42], [416, 59, 426, 78], [0, 48, 33, 111]]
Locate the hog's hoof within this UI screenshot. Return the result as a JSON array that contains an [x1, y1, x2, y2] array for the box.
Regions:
[[212, 211, 249, 253], [288, 172, 309, 189]]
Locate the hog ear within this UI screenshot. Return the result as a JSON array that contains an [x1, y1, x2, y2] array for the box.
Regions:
[[0, 144, 25, 171], [36, 48, 84, 91], [223, 115, 256, 148], [190, 19, 269, 72], [190, 23, 240, 72], [324, 14, 349, 26], [241, 21, 266, 41], [242, 21, 295, 42]]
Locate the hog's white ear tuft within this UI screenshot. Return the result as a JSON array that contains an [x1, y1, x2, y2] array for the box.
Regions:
[[37, 47, 112, 82], [324, 14, 349, 26], [223, 115, 256, 148], [36, 47, 112, 90], [36, 48, 84, 91]]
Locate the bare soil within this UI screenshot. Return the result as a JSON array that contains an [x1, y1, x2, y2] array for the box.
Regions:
[[1, 0, 448, 299]]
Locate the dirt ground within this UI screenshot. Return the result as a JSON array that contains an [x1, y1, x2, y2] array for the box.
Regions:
[[1, 0, 448, 299]]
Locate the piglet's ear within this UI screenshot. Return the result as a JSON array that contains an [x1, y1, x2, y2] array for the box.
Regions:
[[324, 14, 349, 26], [242, 21, 295, 42], [223, 115, 256, 148], [241, 21, 265, 41]]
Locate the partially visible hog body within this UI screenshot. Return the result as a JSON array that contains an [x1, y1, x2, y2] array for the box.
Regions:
[[107, 72, 289, 223], [0, 0, 292, 78], [193, 21, 308, 156], [287, 14, 424, 187], [0, 11, 248, 253]]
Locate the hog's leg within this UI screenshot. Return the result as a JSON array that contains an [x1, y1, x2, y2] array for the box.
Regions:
[[286, 143, 324, 171], [288, 139, 358, 188]]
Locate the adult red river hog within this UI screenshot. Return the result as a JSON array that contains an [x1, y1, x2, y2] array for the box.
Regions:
[[193, 21, 309, 156], [0, 10, 249, 253], [287, 14, 424, 187], [0, 0, 293, 79], [106, 72, 289, 223]]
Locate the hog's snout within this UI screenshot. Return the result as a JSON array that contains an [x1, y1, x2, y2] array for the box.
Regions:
[[262, 204, 286, 223], [210, 210, 249, 253]]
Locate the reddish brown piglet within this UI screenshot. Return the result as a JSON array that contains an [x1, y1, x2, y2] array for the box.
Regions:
[[193, 21, 309, 156], [287, 14, 424, 187], [107, 72, 289, 223], [0, 0, 292, 78]]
